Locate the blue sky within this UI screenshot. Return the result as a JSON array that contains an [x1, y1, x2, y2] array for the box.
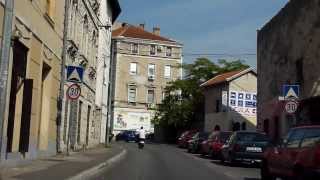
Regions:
[[117, 0, 289, 68]]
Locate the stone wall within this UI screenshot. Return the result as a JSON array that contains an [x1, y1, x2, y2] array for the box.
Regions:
[[257, 0, 320, 139]]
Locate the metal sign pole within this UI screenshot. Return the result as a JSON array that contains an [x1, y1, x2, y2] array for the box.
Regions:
[[0, 0, 14, 160]]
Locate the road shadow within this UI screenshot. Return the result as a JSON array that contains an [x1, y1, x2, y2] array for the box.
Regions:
[[211, 159, 260, 169]]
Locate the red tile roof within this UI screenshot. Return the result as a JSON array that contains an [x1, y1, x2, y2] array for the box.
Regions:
[[112, 25, 176, 42], [200, 69, 247, 87]]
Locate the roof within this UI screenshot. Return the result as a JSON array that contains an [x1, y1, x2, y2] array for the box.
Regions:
[[200, 68, 256, 88], [112, 25, 177, 43]]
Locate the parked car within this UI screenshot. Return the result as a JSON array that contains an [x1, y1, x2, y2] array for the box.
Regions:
[[208, 131, 232, 159], [177, 130, 198, 148], [200, 131, 231, 157], [221, 131, 270, 164], [187, 132, 209, 153], [115, 130, 137, 142], [261, 126, 320, 180]]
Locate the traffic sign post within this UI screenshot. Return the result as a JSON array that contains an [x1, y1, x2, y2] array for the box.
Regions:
[[66, 83, 81, 100]]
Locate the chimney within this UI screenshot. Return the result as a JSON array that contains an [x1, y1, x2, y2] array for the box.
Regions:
[[153, 27, 160, 36], [121, 22, 128, 27], [138, 23, 145, 30]]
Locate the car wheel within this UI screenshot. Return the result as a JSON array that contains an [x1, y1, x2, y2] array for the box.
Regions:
[[220, 154, 225, 163], [187, 147, 191, 153], [261, 161, 276, 180], [208, 148, 214, 159], [294, 168, 306, 180]]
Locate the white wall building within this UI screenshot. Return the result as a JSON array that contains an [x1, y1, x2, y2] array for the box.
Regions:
[[95, 0, 121, 143]]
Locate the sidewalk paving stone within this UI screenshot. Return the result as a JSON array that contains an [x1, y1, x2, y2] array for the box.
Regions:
[[0, 144, 124, 180]]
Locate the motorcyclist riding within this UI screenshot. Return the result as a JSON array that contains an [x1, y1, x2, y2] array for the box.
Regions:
[[138, 126, 145, 149]]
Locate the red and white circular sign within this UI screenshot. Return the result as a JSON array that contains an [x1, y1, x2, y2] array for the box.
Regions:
[[285, 100, 299, 114], [67, 83, 81, 100]]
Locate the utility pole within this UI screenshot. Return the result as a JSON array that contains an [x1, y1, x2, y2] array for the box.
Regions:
[[0, 0, 14, 160], [57, 0, 70, 154]]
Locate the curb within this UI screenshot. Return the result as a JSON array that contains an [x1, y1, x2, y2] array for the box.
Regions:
[[67, 148, 127, 180]]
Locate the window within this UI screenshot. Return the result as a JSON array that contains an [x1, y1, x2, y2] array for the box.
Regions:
[[301, 128, 320, 148], [147, 89, 155, 104], [241, 122, 247, 130], [129, 63, 137, 75], [216, 100, 220, 112], [132, 43, 138, 54], [128, 86, 137, 103], [150, 45, 156, 56], [286, 129, 305, 148], [166, 47, 172, 57], [148, 64, 155, 79], [162, 91, 168, 101], [164, 65, 171, 78]]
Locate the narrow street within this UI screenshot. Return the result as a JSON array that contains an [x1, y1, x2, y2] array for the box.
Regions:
[[91, 142, 260, 180]]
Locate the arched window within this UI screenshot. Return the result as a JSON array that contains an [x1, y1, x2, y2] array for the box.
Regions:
[[82, 15, 88, 54], [214, 125, 221, 131], [241, 122, 247, 130], [232, 122, 240, 131], [263, 119, 269, 135]]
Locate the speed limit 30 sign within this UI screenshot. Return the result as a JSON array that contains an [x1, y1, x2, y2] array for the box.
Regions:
[[285, 100, 299, 114], [67, 83, 81, 100]]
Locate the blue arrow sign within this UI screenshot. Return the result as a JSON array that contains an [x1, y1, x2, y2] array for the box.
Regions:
[[66, 66, 84, 83]]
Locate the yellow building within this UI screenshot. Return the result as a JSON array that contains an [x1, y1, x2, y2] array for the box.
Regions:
[[201, 68, 257, 132], [0, 0, 64, 162]]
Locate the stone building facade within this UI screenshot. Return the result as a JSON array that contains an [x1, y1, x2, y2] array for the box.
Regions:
[[95, 0, 120, 144], [111, 24, 183, 134], [60, 0, 100, 151], [257, 0, 320, 142], [201, 69, 257, 132], [0, 0, 64, 162]]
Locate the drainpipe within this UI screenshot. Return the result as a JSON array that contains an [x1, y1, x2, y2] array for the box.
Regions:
[[57, 0, 70, 153], [106, 39, 115, 147], [0, 0, 14, 160]]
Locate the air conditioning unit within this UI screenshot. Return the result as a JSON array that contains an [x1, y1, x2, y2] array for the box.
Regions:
[[148, 75, 155, 80]]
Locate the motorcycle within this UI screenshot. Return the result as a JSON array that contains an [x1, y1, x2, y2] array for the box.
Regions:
[[138, 140, 145, 149]]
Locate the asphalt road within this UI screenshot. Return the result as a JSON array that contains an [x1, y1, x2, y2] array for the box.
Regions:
[[91, 142, 261, 180]]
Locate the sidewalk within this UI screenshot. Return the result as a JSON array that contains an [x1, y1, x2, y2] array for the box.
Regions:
[[0, 144, 126, 180]]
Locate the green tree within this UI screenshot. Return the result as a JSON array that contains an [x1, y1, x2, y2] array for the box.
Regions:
[[152, 58, 249, 138]]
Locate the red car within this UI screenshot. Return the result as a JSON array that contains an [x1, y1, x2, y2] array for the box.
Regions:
[[177, 130, 197, 148], [261, 125, 320, 180], [208, 131, 232, 158], [200, 131, 232, 157]]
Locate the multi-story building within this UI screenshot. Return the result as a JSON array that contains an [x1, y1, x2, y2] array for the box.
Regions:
[[201, 68, 257, 132], [111, 24, 183, 134], [60, 0, 100, 151], [95, 0, 121, 144], [60, 0, 121, 151], [257, 0, 320, 142], [0, 0, 64, 162]]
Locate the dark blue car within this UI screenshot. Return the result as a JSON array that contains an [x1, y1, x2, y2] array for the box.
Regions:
[[116, 130, 137, 142]]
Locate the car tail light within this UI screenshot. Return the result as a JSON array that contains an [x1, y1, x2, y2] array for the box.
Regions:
[[233, 144, 241, 152]]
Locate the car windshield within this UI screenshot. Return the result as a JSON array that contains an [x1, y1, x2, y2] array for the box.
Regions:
[[237, 133, 269, 142], [199, 132, 209, 139]]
